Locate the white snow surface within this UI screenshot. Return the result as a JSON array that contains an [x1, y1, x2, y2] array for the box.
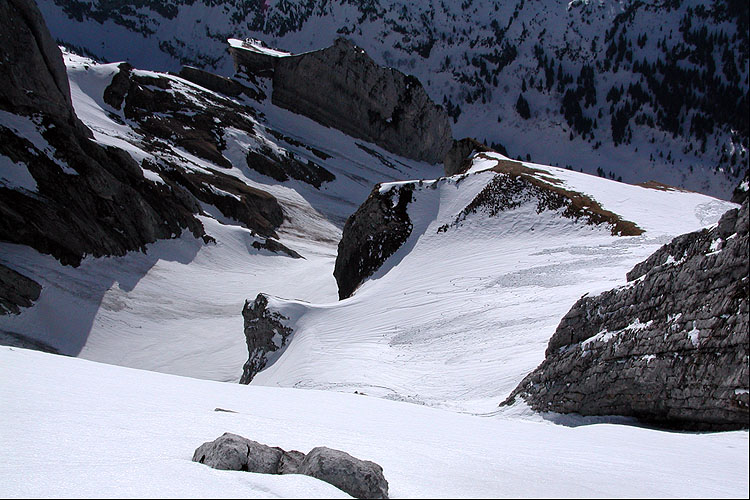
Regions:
[[1, 346, 747, 499]]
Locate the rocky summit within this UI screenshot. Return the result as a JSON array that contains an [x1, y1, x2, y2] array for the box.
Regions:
[[503, 199, 749, 430]]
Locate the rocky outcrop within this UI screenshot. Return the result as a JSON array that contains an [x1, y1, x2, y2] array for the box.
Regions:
[[0, 0, 208, 266], [334, 184, 414, 299], [239, 294, 294, 384], [0, 264, 41, 316], [438, 156, 643, 236], [298, 447, 389, 500], [177, 66, 262, 100], [246, 147, 335, 189], [503, 200, 749, 430], [443, 138, 491, 176], [232, 38, 452, 164], [193, 433, 389, 499], [732, 170, 749, 205]]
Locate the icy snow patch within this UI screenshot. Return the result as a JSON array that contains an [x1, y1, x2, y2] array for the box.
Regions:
[[0, 155, 37, 193]]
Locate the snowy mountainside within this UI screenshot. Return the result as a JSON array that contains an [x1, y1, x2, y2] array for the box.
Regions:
[[38, 0, 749, 198], [250, 152, 737, 414], [0, 50, 438, 380], [2, 345, 747, 498]]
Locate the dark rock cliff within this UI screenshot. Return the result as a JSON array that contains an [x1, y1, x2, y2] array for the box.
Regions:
[[503, 200, 749, 430], [333, 184, 414, 300], [0, 0, 207, 267], [443, 138, 491, 176], [232, 38, 452, 164], [239, 294, 294, 384]]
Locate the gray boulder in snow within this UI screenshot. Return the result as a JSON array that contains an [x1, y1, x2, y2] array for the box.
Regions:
[[192, 433, 283, 473], [503, 200, 749, 430], [193, 435, 389, 498], [298, 446, 389, 500]]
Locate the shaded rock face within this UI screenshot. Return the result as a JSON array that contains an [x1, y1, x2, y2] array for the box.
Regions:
[[233, 38, 452, 164], [443, 138, 491, 176], [732, 170, 749, 205], [0, 0, 76, 125], [504, 200, 749, 430], [106, 62, 334, 199], [177, 66, 262, 100], [104, 62, 288, 237], [193, 433, 389, 499], [0, 264, 41, 316], [334, 184, 414, 300], [246, 148, 335, 189], [0, 0, 208, 266], [239, 294, 294, 384]]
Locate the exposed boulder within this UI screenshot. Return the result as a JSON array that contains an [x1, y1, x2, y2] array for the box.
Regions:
[[239, 294, 294, 384], [503, 200, 749, 430], [298, 447, 389, 500], [192, 433, 284, 473], [334, 184, 414, 299], [232, 37, 452, 164], [193, 434, 389, 499], [0, 264, 41, 316], [250, 238, 302, 259], [443, 138, 491, 176]]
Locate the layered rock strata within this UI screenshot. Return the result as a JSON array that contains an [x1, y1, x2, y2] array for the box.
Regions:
[[232, 38, 452, 164], [503, 200, 749, 430]]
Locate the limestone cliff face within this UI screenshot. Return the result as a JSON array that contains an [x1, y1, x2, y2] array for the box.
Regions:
[[232, 38, 452, 164], [504, 200, 749, 430], [333, 184, 414, 300], [0, 0, 209, 267]]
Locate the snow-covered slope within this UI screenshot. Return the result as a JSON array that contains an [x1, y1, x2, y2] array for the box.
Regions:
[[38, 0, 749, 198], [1, 345, 747, 498], [0, 49, 737, 397], [0, 51, 437, 380], [250, 153, 737, 413]]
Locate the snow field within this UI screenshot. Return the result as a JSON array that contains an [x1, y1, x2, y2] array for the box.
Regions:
[[1, 346, 747, 499]]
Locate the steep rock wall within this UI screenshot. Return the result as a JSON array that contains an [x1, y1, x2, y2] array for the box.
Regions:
[[503, 200, 749, 430], [232, 38, 452, 164], [0, 0, 208, 266], [333, 184, 414, 300]]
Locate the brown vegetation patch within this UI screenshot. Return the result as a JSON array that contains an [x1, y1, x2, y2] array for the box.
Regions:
[[637, 180, 690, 192], [452, 154, 643, 236]]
